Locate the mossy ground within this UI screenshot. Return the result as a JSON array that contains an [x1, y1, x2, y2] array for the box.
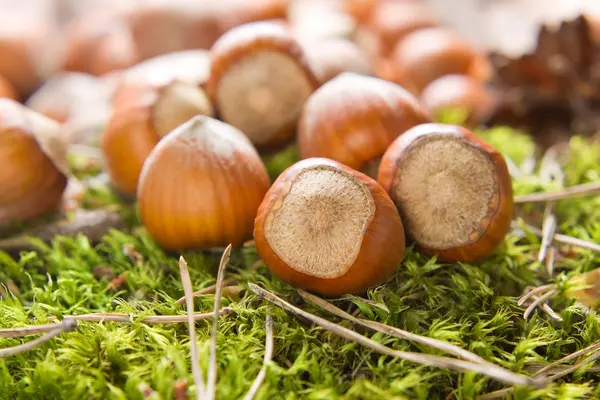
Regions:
[[1, 122, 600, 400]]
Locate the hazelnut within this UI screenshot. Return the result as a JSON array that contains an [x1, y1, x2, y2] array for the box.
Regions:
[[62, 14, 139, 76], [254, 157, 405, 296], [0, 99, 69, 226], [364, 1, 437, 56], [101, 80, 214, 196], [123, 50, 210, 88], [378, 123, 513, 262], [298, 73, 431, 177], [373, 57, 419, 95], [301, 38, 372, 84], [207, 21, 320, 150], [391, 27, 482, 93], [420, 74, 497, 125], [138, 116, 270, 250]]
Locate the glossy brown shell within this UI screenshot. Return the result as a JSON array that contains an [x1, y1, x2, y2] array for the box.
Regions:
[[101, 81, 162, 196], [137, 116, 271, 250], [365, 1, 437, 56], [301, 39, 372, 84], [298, 73, 431, 173], [206, 21, 321, 150], [254, 157, 405, 296], [420, 75, 497, 126], [378, 123, 513, 262], [62, 15, 139, 76], [0, 99, 68, 225], [391, 27, 480, 93]]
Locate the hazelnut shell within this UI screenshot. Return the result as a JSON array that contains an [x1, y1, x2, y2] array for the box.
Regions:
[[207, 21, 320, 150], [254, 157, 405, 296], [138, 116, 271, 250], [0, 99, 68, 226], [391, 27, 481, 93], [298, 73, 431, 175], [101, 80, 214, 196], [378, 123, 513, 262]]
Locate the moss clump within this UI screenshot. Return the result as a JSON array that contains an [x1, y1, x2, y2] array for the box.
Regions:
[[1, 126, 600, 399]]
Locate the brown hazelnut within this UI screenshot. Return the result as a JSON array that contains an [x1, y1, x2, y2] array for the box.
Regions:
[[365, 1, 438, 56], [378, 123, 513, 262], [301, 39, 372, 84], [138, 116, 270, 250], [391, 27, 481, 93], [207, 21, 320, 150], [123, 50, 210, 89], [101, 80, 214, 196], [298, 73, 431, 177], [62, 14, 139, 76], [0, 99, 69, 226], [254, 157, 405, 296], [420, 74, 497, 125]]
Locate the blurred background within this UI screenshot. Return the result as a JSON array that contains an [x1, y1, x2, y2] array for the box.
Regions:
[[1, 0, 600, 146]]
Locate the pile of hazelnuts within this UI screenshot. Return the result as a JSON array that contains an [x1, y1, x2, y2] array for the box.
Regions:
[[0, 0, 514, 297]]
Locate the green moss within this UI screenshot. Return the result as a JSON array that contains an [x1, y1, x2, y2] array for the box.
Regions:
[[1, 126, 599, 399]]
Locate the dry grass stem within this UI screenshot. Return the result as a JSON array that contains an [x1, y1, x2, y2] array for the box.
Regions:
[[538, 208, 557, 263], [63, 310, 232, 324], [0, 320, 77, 358], [537, 150, 562, 265], [242, 314, 274, 400], [523, 289, 558, 319], [250, 284, 543, 388], [518, 284, 556, 306], [512, 221, 600, 253], [0, 322, 67, 338], [298, 290, 489, 365], [534, 341, 600, 377], [175, 261, 261, 304], [179, 256, 206, 399], [545, 247, 556, 278], [207, 244, 231, 400], [514, 181, 600, 203], [548, 348, 600, 382]]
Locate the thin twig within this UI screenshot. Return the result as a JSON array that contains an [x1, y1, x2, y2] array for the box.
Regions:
[[175, 261, 262, 305], [0, 322, 66, 338], [535, 341, 600, 377], [0, 320, 77, 358], [514, 181, 600, 203], [179, 256, 206, 399], [531, 296, 563, 322], [537, 149, 563, 265], [538, 207, 557, 263], [250, 284, 543, 388], [512, 221, 600, 253], [243, 314, 274, 400], [518, 284, 556, 306], [299, 290, 488, 365], [63, 309, 232, 324], [545, 247, 556, 278], [523, 289, 558, 319], [547, 348, 600, 382], [207, 244, 231, 400]]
